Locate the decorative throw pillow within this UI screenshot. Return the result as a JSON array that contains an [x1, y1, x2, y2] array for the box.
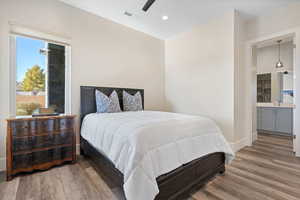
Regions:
[[123, 91, 143, 111], [95, 90, 121, 113]]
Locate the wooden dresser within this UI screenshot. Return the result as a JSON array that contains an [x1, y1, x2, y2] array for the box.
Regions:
[[6, 115, 76, 181]]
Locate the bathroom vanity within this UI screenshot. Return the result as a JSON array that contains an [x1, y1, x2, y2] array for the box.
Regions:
[[256, 69, 294, 136], [257, 104, 294, 136]]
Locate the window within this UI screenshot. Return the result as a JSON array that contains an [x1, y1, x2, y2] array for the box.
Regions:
[[13, 35, 70, 116]]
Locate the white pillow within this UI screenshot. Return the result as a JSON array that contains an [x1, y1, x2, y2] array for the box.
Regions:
[[95, 90, 121, 113], [123, 91, 143, 111]]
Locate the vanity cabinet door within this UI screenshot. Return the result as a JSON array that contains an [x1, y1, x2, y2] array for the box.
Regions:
[[260, 108, 276, 132], [275, 108, 293, 135], [257, 108, 262, 130]]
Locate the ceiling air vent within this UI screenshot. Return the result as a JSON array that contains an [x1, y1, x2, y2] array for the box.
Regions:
[[124, 11, 133, 17]]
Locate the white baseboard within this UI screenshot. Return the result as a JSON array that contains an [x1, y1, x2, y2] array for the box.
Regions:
[[252, 131, 258, 142], [0, 157, 5, 172], [230, 137, 249, 153]]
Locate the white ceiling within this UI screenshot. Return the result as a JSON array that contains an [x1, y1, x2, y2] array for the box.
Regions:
[[59, 0, 299, 39]]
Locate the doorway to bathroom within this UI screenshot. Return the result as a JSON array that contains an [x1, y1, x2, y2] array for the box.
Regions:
[[248, 33, 297, 155]]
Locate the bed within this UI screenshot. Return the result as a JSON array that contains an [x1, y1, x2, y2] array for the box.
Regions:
[[80, 86, 234, 200]]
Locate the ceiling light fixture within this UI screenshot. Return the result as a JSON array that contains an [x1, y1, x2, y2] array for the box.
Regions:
[[276, 40, 284, 69], [162, 15, 168, 20]]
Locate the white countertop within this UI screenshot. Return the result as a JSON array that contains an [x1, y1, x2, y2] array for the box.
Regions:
[[257, 103, 295, 108]]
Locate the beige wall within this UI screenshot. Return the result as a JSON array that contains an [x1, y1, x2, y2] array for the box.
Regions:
[[165, 12, 236, 143], [164, 11, 248, 149], [0, 0, 165, 170], [246, 3, 300, 40]]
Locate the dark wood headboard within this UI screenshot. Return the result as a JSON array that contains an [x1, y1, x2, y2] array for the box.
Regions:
[[80, 86, 144, 124]]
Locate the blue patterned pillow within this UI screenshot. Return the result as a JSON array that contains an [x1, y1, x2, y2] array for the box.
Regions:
[[123, 91, 143, 111], [95, 90, 121, 113]]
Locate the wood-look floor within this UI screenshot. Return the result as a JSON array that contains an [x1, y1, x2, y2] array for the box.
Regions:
[[0, 133, 299, 200]]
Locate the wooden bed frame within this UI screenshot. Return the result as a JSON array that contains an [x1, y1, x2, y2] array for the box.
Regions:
[[80, 86, 225, 200]]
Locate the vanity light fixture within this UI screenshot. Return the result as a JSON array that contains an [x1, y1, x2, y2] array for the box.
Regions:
[[276, 40, 284, 68]]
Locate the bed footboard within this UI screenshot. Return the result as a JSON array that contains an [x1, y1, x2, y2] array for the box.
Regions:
[[80, 137, 225, 200]]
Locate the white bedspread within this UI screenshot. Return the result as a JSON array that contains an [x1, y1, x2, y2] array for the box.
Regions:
[[81, 111, 234, 200]]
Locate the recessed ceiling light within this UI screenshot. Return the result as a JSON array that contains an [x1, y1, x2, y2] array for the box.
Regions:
[[162, 15, 168, 20]]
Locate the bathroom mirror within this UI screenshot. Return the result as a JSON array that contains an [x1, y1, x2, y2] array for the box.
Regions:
[[279, 71, 294, 104], [257, 71, 294, 104]]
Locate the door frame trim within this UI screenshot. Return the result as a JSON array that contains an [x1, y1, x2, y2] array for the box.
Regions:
[[245, 28, 300, 156]]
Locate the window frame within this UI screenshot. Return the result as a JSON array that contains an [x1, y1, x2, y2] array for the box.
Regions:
[[9, 25, 72, 116]]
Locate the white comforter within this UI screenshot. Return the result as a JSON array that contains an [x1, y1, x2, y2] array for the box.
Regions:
[[81, 111, 234, 200]]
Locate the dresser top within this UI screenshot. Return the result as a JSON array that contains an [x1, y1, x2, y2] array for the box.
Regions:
[[7, 114, 76, 122]]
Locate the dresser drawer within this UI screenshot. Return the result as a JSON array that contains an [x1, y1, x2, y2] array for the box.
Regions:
[[11, 118, 74, 137], [55, 118, 74, 130], [36, 119, 56, 132], [12, 131, 73, 152], [12, 146, 73, 170], [35, 118, 73, 133], [11, 120, 35, 137]]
